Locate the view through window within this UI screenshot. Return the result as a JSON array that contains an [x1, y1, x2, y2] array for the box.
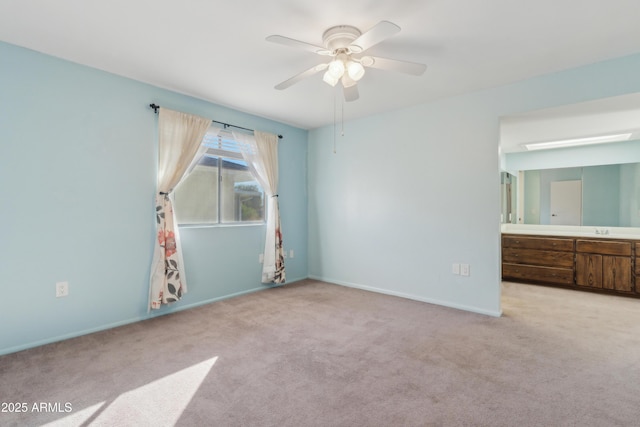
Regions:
[[173, 130, 265, 225]]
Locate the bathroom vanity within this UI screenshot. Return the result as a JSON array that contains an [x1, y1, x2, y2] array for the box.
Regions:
[[501, 226, 640, 297]]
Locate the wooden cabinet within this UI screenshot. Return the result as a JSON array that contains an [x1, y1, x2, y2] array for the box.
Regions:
[[502, 235, 574, 286], [636, 242, 640, 293], [575, 239, 632, 292], [502, 233, 638, 297]]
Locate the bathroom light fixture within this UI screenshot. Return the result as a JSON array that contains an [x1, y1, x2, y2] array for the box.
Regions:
[[523, 133, 633, 151]]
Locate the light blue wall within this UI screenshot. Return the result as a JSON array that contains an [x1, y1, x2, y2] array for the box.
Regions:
[[0, 41, 308, 355], [308, 93, 503, 316], [308, 53, 640, 316]]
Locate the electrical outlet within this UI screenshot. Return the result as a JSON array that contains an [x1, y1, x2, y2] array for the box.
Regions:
[[452, 263, 460, 275], [56, 281, 69, 298], [461, 264, 470, 276], [289, 249, 294, 259]]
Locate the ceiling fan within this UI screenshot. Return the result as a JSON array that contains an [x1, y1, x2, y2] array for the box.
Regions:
[[266, 21, 427, 102]]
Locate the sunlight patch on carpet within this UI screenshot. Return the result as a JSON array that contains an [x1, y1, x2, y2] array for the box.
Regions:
[[43, 357, 219, 426], [42, 402, 107, 426]]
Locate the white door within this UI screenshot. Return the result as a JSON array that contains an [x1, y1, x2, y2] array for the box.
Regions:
[[550, 180, 582, 225]]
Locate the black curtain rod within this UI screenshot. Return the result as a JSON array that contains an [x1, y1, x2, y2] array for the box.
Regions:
[[149, 104, 282, 139]]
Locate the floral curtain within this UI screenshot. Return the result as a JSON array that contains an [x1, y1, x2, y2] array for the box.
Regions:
[[149, 108, 211, 310], [234, 130, 286, 283]]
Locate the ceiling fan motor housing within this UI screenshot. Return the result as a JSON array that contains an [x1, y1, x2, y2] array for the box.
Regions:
[[322, 25, 362, 53]]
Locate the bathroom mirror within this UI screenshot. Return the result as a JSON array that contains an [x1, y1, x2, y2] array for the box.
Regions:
[[507, 163, 640, 227], [500, 92, 640, 229]]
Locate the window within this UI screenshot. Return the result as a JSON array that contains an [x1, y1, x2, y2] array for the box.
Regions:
[[173, 129, 265, 225]]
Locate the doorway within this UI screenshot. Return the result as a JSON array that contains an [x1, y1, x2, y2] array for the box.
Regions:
[[550, 180, 582, 225]]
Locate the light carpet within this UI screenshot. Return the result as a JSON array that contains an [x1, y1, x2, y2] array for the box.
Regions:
[[1, 280, 639, 426]]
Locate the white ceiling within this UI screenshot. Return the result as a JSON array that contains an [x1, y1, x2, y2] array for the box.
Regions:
[[2, 0, 640, 130]]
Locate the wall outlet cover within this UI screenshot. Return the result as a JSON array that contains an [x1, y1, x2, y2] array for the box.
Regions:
[[461, 264, 470, 276], [56, 281, 69, 297]]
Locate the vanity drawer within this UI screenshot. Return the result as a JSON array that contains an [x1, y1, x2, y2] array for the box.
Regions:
[[502, 235, 574, 252], [503, 263, 574, 285], [576, 239, 632, 256], [502, 248, 574, 268]]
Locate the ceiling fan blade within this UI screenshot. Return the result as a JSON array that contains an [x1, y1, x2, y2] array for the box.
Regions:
[[364, 56, 427, 76], [274, 63, 328, 90], [266, 35, 328, 55], [343, 84, 359, 102], [349, 21, 401, 53]]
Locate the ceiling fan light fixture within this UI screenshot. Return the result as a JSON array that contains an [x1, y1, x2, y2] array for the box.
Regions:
[[346, 60, 365, 81], [323, 70, 340, 87], [327, 59, 345, 79], [341, 73, 357, 88]]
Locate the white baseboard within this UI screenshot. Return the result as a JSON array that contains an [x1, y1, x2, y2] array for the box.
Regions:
[[308, 275, 503, 318], [1, 279, 309, 356]]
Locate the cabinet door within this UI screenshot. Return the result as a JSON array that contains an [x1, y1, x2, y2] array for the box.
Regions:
[[576, 253, 602, 288], [603, 256, 631, 292]]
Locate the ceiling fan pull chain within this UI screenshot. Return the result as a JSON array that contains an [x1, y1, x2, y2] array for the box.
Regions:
[[341, 97, 345, 137], [333, 87, 337, 154]]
